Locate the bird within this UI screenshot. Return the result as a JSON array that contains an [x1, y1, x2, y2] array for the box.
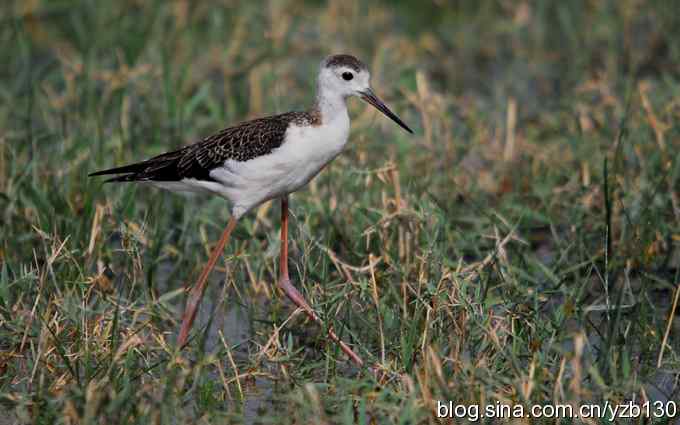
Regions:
[[90, 54, 413, 368]]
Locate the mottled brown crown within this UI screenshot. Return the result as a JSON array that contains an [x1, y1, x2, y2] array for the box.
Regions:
[[323, 54, 367, 73]]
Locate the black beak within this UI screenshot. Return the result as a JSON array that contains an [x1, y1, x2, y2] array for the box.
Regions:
[[359, 88, 413, 134]]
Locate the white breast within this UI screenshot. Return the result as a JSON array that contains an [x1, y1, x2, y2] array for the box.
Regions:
[[209, 111, 350, 218]]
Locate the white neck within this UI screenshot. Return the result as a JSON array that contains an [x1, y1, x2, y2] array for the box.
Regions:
[[314, 86, 348, 125]]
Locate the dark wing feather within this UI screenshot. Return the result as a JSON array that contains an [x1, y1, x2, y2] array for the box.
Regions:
[[89, 112, 299, 183], [88, 148, 190, 182]]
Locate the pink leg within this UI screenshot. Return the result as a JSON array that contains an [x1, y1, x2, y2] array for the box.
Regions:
[[177, 216, 238, 348], [277, 197, 364, 367]]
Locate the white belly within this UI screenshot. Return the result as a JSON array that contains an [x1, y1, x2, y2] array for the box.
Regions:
[[209, 114, 350, 218]]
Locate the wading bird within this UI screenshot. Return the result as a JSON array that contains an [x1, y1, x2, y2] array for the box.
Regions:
[[90, 54, 413, 367]]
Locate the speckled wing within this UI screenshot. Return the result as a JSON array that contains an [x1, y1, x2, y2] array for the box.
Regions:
[[180, 114, 294, 180], [89, 113, 298, 183]]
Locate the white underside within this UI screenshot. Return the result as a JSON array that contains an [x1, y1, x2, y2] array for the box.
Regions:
[[150, 110, 350, 219]]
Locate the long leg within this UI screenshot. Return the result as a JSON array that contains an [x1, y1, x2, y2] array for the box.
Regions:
[[177, 216, 238, 348], [277, 196, 364, 367]]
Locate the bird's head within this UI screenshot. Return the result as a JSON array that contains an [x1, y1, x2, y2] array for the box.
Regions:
[[318, 54, 413, 134]]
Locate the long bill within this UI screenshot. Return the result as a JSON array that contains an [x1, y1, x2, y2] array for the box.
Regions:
[[359, 88, 413, 134]]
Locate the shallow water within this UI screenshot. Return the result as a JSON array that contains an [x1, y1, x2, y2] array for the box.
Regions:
[[155, 257, 275, 423]]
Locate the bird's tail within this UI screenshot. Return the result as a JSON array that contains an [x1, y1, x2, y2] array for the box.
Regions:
[[89, 148, 188, 182]]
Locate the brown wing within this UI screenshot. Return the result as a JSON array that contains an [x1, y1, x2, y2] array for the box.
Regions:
[[89, 113, 296, 183]]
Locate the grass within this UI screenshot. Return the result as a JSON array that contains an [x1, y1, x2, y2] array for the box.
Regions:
[[1, 0, 679, 423]]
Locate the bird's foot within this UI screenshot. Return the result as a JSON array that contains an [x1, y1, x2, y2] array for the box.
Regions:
[[275, 274, 365, 368]]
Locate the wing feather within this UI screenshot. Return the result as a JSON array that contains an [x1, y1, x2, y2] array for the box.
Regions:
[[89, 113, 297, 183]]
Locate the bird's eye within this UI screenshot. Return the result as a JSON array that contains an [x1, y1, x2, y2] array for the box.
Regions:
[[342, 72, 354, 81]]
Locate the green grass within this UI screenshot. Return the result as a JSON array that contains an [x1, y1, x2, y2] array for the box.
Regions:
[[2, 0, 680, 423]]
